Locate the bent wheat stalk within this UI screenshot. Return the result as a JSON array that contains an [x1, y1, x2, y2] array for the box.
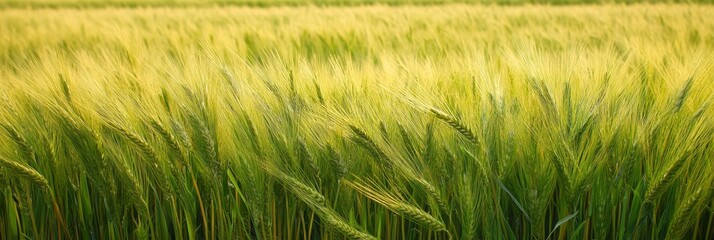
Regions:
[[343, 180, 447, 232], [430, 108, 479, 146], [0, 155, 49, 188]]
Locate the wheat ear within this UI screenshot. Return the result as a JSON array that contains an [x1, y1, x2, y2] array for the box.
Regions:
[[0, 155, 49, 189], [430, 108, 479, 146]]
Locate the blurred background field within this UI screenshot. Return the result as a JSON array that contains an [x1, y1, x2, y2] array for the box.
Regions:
[[0, 0, 712, 8]]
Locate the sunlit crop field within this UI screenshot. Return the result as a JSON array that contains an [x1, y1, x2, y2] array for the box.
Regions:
[[1, 0, 712, 8], [1, 4, 714, 239]]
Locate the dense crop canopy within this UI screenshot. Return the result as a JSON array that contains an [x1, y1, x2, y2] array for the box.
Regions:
[[1, 4, 714, 240]]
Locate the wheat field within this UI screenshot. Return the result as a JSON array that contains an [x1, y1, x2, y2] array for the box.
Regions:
[[1, 3, 714, 240], [2, 0, 713, 8]]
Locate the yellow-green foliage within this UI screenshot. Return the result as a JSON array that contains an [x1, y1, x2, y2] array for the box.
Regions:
[[1, 4, 714, 239], [2, 0, 713, 8]]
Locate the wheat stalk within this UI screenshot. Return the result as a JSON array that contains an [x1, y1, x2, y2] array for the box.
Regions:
[[396, 122, 417, 158], [115, 156, 150, 218], [348, 124, 393, 170], [326, 144, 347, 180], [296, 139, 320, 184], [187, 112, 222, 178], [430, 108, 479, 146], [413, 178, 448, 213], [318, 208, 378, 240], [666, 187, 705, 240], [344, 180, 447, 232], [260, 163, 326, 206], [149, 119, 186, 167], [0, 155, 48, 189], [645, 152, 689, 203], [103, 120, 174, 198], [2, 124, 37, 165]]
